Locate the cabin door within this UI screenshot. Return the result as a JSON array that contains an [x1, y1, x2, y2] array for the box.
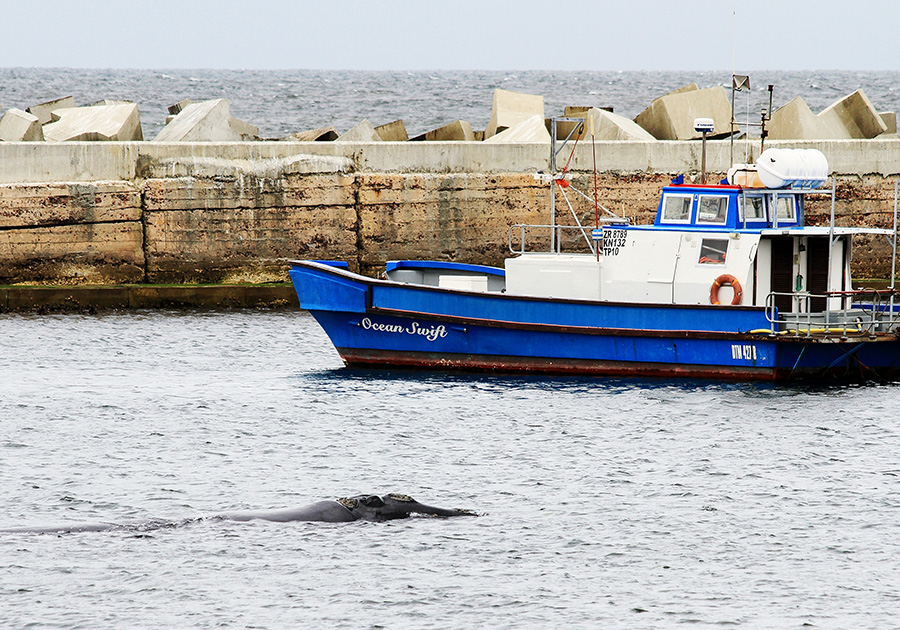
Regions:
[[770, 237, 794, 314], [806, 237, 830, 312]]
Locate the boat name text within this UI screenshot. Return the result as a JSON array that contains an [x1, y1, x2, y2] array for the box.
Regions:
[[360, 317, 448, 342]]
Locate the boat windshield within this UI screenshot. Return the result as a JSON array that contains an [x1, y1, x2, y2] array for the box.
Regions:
[[697, 195, 728, 224], [740, 195, 766, 221], [776, 196, 796, 221], [662, 194, 692, 223]]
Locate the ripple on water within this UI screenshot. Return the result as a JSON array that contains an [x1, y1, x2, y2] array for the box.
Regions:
[[1, 310, 899, 628]]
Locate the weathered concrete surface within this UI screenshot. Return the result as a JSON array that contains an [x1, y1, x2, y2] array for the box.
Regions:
[[484, 89, 544, 139], [411, 120, 475, 142], [1, 138, 899, 182], [769, 97, 841, 140], [0, 181, 141, 228], [878, 111, 897, 135], [26, 96, 76, 125], [0, 108, 44, 141], [819, 90, 887, 139], [375, 120, 409, 142], [584, 107, 657, 141], [154, 99, 256, 142], [0, 140, 897, 285], [354, 172, 550, 274], [634, 85, 732, 140], [286, 126, 339, 141], [168, 100, 195, 115], [484, 114, 550, 143], [0, 180, 143, 284], [229, 115, 260, 141], [44, 103, 144, 142], [337, 119, 381, 142], [0, 222, 144, 284], [139, 151, 357, 282]]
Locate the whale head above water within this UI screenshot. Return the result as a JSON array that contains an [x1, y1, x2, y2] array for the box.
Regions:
[[336, 493, 477, 521]]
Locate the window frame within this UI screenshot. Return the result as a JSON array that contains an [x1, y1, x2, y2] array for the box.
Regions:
[[698, 237, 729, 265], [696, 194, 729, 225], [660, 193, 694, 224], [739, 194, 767, 223], [776, 195, 797, 222]]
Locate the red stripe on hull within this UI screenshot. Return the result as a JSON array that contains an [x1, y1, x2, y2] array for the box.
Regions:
[[337, 348, 783, 381]]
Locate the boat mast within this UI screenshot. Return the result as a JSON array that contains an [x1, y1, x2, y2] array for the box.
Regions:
[[550, 119, 557, 253]]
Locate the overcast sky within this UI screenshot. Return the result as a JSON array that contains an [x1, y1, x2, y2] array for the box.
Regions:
[[1, 0, 897, 71]]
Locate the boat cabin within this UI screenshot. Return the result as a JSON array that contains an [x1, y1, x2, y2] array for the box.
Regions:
[[501, 150, 894, 330], [383, 148, 896, 335]]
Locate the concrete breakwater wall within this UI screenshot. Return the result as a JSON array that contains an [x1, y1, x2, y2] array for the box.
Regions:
[[1, 139, 899, 285]]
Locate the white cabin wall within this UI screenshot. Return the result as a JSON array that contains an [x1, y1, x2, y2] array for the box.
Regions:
[[599, 231, 681, 303], [504, 254, 601, 300], [671, 233, 759, 306]]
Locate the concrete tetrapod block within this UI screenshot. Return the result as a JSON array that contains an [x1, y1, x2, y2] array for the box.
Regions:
[[584, 108, 656, 142], [91, 99, 134, 107], [818, 89, 887, 139], [375, 120, 409, 141], [411, 120, 475, 142], [229, 116, 260, 140], [768, 96, 841, 140], [26, 96, 76, 126], [43, 103, 143, 142], [549, 106, 613, 140], [154, 99, 249, 142], [483, 114, 550, 143], [484, 89, 544, 139], [336, 119, 382, 142], [634, 84, 731, 140], [285, 126, 339, 141], [0, 108, 44, 141], [168, 100, 195, 115], [878, 111, 897, 136]]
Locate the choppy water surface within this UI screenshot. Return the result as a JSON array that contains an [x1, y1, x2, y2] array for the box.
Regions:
[[1, 310, 899, 629]]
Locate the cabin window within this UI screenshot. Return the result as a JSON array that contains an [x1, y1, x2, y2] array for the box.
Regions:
[[740, 195, 766, 221], [698, 238, 728, 265], [697, 195, 728, 224], [776, 196, 796, 221], [662, 194, 693, 223]]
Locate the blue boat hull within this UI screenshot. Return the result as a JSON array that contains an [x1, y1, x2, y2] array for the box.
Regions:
[[290, 261, 900, 382]]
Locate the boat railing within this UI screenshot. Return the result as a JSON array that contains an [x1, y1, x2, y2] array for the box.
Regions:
[[508, 219, 626, 255], [764, 289, 900, 336]]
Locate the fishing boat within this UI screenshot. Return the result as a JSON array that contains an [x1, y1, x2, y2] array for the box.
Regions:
[[289, 118, 900, 381]]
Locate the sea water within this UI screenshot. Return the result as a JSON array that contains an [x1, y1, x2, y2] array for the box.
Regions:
[[1, 310, 899, 629]]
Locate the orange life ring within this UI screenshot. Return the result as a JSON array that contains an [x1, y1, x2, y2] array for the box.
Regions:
[[710, 274, 743, 305]]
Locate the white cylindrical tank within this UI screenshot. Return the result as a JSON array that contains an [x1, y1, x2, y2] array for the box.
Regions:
[[756, 148, 829, 189]]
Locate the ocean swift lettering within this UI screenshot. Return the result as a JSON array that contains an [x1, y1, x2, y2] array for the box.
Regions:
[[360, 317, 448, 342]]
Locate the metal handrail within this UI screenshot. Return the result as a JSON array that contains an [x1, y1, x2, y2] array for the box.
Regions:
[[763, 289, 900, 336], [507, 220, 625, 255]]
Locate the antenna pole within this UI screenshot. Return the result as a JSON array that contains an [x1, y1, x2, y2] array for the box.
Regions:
[[701, 130, 708, 185], [890, 177, 897, 319], [550, 118, 557, 253], [730, 77, 736, 166], [761, 84, 773, 152]]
